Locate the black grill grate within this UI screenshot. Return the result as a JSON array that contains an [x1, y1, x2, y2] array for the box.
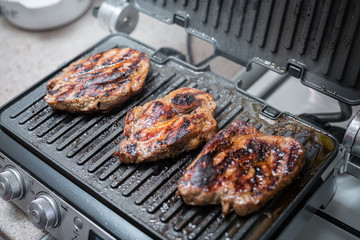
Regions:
[[0, 35, 337, 239]]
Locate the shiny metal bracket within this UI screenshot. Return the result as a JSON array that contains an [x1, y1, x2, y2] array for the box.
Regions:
[[340, 110, 360, 179]]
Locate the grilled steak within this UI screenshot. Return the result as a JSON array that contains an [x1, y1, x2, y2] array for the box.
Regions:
[[178, 120, 305, 216], [45, 48, 150, 113], [114, 87, 218, 163]]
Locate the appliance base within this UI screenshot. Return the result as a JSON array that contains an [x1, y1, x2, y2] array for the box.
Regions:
[[0, 129, 151, 240]]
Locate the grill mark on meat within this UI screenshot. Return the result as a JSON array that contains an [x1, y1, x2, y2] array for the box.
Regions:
[[171, 92, 203, 113], [287, 146, 302, 174], [73, 86, 88, 99], [126, 143, 137, 155], [151, 101, 165, 117], [267, 176, 279, 191], [74, 63, 83, 71], [115, 87, 218, 163], [178, 120, 305, 216], [134, 113, 192, 144], [45, 48, 149, 113], [163, 118, 191, 145], [172, 93, 195, 107], [75, 57, 142, 87], [135, 101, 176, 132], [134, 131, 142, 141], [50, 88, 60, 95], [55, 85, 76, 101], [246, 139, 270, 162], [88, 48, 132, 70], [104, 79, 131, 97], [217, 157, 233, 175], [88, 85, 104, 97], [255, 166, 264, 177], [190, 153, 217, 187], [91, 52, 103, 62]]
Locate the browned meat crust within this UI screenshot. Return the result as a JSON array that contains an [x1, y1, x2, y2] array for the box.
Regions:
[[114, 87, 218, 164], [178, 120, 305, 216], [45, 48, 150, 113]]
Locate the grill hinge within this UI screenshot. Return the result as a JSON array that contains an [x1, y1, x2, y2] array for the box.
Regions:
[[339, 110, 360, 179], [261, 105, 281, 120], [151, 48, 186, 63]]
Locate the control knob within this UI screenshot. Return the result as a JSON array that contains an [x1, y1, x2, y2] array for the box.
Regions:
[[27, 194, 60, 229], [94, 0, 139, 34], [0, 167, 25, 201]]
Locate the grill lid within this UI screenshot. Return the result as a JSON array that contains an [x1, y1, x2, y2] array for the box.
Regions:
[[132, 0, 360, 105]]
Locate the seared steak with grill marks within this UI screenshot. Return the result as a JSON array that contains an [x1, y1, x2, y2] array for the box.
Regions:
[[178, 121, 305, 216], [114, 87, 218, 163], [45, 48, 150, 113]]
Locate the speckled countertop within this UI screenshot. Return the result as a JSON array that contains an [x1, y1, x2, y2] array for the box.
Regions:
[[0, 3, 106, 239], [0, 2, 242, 239]]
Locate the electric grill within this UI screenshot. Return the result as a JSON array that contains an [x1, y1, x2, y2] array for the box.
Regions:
[[0, 0, 359, 239]]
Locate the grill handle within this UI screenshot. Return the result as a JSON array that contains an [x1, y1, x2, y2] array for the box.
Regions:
[[340, 110, 360, 179]]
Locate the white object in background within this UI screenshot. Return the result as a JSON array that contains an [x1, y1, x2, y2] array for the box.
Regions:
[[0, 0, 93, 30]]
